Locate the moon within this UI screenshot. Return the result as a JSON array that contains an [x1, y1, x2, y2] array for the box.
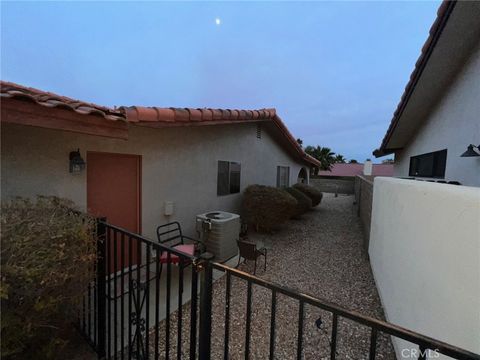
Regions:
[[215, 18, 221, 26]]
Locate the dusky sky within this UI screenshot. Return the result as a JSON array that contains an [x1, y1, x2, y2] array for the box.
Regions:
[[1, 1, 440, 162]]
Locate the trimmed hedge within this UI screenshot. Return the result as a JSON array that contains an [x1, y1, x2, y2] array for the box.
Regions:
[[243, 185, 297, 232], [1, 196, 96, 359], [293, 183, 323, 207], [284, 187, 312, 217]]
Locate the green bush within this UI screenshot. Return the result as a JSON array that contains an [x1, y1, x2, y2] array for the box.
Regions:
[[293, 183, 323, 207], [285, 187, 312, 217], [1, 196, 96, 359], [243, 185, 297, 232]]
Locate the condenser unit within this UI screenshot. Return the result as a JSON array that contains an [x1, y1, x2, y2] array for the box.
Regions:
[[196, 211, 240, 262]]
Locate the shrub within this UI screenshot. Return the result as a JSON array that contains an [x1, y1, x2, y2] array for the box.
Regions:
[[243, 185, 297, 232], [293, 183, 323, 207], [285, 187, 312, 217], [1, 196, 96, 359]]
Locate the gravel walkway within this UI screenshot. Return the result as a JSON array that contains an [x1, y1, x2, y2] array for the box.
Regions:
[[149, 194, 395, 359]]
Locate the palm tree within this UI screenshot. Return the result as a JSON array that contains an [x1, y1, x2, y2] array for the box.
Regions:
[[334, 154, 346, 163], [349, 159, 358, 164], [304, 146, 336, 174]]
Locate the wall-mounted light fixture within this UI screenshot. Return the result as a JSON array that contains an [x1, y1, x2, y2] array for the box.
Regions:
[[460, 144, 480, 157], [69, 149, 86, 174]]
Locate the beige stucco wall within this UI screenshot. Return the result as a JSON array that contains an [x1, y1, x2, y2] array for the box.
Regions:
[[1, 122, 309, 239], [369, 177, 480, 358], [393, 42, 480, 187]]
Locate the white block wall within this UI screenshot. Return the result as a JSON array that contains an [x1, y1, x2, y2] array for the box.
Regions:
[[369, 177, 480, 358]]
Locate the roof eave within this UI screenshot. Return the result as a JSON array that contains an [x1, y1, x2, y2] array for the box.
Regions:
[[373, 148, 395, 158], [271, 115, 321, 168], [303, 154, 321, 168], [373, 0, 457, 158]]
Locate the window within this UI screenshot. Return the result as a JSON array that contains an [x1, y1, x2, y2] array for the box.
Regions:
[[217, 161, 241, 196], [409, 149, 447, 178], [276, 166, 290, 188]]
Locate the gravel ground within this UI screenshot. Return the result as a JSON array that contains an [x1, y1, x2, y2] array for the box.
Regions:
[[149, 194, 395, 359]]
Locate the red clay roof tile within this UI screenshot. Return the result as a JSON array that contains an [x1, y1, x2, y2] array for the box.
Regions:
[[230, 109, 239, 120], [212, 109, 223, 120], [238, 110, 247, 120], [173, 108, 190, 122], [221, 109, 231, 120], [188, 108, 202, 121], [119, 106, 279, 125], [134, 106, 162, 122], [0, 81, 125, 121], [199, 108, 213, 121]]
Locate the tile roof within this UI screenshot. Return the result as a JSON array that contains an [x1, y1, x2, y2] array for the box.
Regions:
[[0, 81, 125, 121], [121, 106, 277, 124], [118, 106, 320, 166], [373, 0, 456, 157], [316, 163, 394, 177], [0, 81, 320, 167]]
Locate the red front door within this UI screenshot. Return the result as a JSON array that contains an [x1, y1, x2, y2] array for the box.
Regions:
[[87, 152, 141, 271]]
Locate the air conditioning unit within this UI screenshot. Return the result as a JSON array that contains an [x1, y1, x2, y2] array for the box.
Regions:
[[196, 211, 240, 262]]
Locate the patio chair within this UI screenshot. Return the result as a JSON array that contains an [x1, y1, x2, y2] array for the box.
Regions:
[[156, 221, 206, 264], [237, 239, 267, 275], [153, 222, 206, 296]]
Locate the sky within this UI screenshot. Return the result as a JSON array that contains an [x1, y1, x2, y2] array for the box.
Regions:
[[1, 1, 440, 162]]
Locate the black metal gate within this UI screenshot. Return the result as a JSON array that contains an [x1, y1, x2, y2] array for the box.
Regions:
[[78, 220, 480, 360], [77, 220, 205, 359]]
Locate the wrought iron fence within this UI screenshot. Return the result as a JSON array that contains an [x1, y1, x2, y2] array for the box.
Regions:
[[208, 263, 480, 360], [78, 220, 202, 359], [78, 220, 480, 360]]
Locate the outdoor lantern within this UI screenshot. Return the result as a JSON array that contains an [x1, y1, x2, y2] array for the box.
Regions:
[[460, 144, 480, 157], [69, 149, 86, 174]]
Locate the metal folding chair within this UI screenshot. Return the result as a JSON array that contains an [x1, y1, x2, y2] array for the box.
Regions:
[[237, 239, 267, 275]]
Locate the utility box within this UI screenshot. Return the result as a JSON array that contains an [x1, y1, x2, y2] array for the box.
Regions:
[[164, 201, 174, 216], [196, 211, 240, 262]]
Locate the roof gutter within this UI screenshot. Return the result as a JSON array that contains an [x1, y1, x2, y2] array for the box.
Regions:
[[373, 0, 457, 158]]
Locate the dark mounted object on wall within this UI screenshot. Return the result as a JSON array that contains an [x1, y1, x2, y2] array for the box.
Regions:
[[69, 149, 86, 174], [460, 144, 480, 157]]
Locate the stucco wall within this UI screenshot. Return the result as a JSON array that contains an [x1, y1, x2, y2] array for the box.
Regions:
[[393, 43, 480, 187], [1, 122, 308, 239], [369, 177, 480, 358]]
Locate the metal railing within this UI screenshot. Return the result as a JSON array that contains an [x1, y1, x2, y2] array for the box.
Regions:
[[78, 221, 480, 360], [78, 220, 202, 359], [206, 263, 480, 360]]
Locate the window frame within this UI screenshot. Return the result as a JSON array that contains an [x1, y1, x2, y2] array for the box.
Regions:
[[408, 149, 447, 178], [217, 160, 241, 196]]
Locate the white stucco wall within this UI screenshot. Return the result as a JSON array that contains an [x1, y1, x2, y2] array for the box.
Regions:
[[369, 177, 480, 358], [1, 122, 309, 239], [393, 43, 480, 187]]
